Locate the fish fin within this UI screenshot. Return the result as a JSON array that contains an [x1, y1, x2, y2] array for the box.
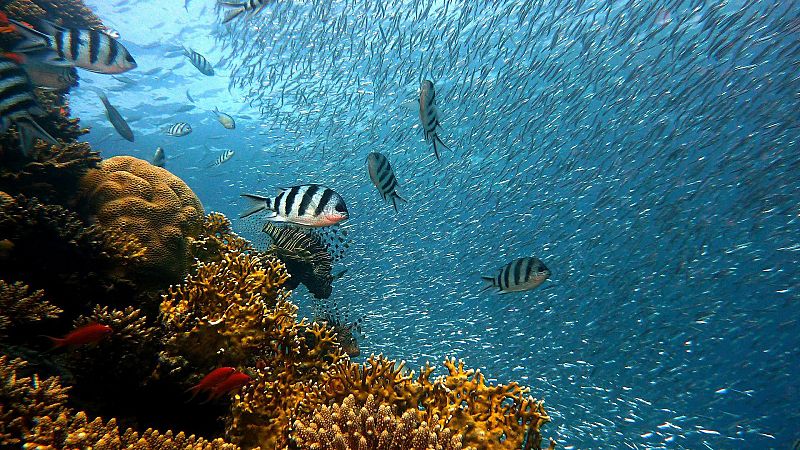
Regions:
[[480, 276, 495, 293], [45, 335, 66, 348], [36, 20, 65, 36], [17, 118, 58, 156], [8, 19, 51, 52], [432, 137, 441, 160], [393, 192, 408, 203], [435, 134, 450, 150], [222, 7, 246, 23], [240, 193, 272, 218], [264, 213, 288, 223], [390, 195, 397, 212]]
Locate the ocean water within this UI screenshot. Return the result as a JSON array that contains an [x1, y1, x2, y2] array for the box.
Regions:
[[64, 0, 800, 448]]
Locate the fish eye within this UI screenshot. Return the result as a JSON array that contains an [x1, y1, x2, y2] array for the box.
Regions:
[[125, 54, 136, 63], [334, 202, 347, 213]]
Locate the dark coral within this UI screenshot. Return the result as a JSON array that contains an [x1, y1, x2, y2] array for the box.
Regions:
[[78, 156, 205, 284], [0, 193, 145, 333], [0, 280, 61, 337], [0, 355, 69, 447], [0, 354, 241, 449]]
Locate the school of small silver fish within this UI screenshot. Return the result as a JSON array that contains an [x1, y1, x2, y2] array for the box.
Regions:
[[56, 0, 800, 448]]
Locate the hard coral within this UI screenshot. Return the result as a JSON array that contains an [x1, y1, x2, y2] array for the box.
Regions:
[[292, 394, 469, 450], [190, 212, 253, 264], [79, 156, 205, 284], [160, 252, 290, 374], [0, 194, 145, 322], [0, 355, 69, 447], [0, 280, 61, 337], [0, 354, 240, 449], [2, 0, 105, 30], [312, 356, 552, 450]]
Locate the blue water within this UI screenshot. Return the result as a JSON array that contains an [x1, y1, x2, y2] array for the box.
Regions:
[[70, 0, 799, 448]]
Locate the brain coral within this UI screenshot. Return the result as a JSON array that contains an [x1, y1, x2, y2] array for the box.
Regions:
[[79, 156, 204, 283]]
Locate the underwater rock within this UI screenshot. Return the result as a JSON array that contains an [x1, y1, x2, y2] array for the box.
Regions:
[[78, 156, 204, 284], [0, 280, 61, 337], [292, 393, 469, 450]]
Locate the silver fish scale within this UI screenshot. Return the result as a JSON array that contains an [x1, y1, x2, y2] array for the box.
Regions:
[[207, 1, 800, 448]]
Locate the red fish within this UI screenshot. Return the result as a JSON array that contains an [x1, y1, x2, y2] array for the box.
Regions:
[[48, 323, 112, 348], [205, 372, 251, 401], [185, 367, 237, 400]]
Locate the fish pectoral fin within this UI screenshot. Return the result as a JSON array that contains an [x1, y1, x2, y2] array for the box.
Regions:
[[265, 213, 287, 222]]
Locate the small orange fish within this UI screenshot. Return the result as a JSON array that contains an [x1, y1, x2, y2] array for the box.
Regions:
[[185, 367, 237, 400], [47, 323, 112, 348], [206, 372, 251, 401]]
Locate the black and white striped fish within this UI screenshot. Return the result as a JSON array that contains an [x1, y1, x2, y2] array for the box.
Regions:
[[418, 80, 450, 160], [0, 54, 59, 156], [481, 257, 551, 294], [366, 152, 407, 212], [220, 0, 272, 24], [167, 122, 192, 136], [183, 47, 214, 76], [240, 184, 349, 227], [208, 149, 234, 167], [10, 19, 137, 74]]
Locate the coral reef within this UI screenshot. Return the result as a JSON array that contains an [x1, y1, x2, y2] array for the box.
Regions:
[[189, 212, 253, 264], [2, 0, 105, 31], [0, 193, 145, 324], [292, 393, 469, 450], [0, 280, 61, 337], [78, 156, 205, 284], [0, 355, 69, 447], [0, 355, 240, 449]]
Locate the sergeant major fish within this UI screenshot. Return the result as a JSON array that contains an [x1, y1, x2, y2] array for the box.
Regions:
[[419, 80, 450, 160], [240, 184, 349, 227], [9, 19, 137, 74], [8, 53, 77, 90], [366, 152, 407, 212], [220, 0, 272, 24], [481, 257, 551, 294], [167, 122, 192, 136], [183, 47, 214, 76], [207, 149, 234, 167], [0, 53, 59, 155], [95, 89, 133, 142], [212, 107, 235, 129]]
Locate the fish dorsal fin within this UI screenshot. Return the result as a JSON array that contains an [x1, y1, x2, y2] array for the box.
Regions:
[[38, 20, 66, 36]]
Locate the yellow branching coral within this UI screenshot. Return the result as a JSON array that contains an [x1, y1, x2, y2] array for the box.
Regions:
[[79, 156, 205, 283], [24, 411, 241, 450], [0, 355, 69, 447], [292, 394, 470, 450], [160, 252, 291, 373], [189, 212, 253, 264], [0, 280, 61, 336]]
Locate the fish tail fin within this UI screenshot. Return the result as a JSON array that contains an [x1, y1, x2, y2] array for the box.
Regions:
[[240, 193, 271, 218], [391, 192, 407, 212], [222, 6, 246, 24], [44, 335, 66, 349], [8, 19, 51, 53], [480, 276, 495, 292], [17, 118, 58, 156], [435, 133, 450, 151], [432, 137, 441, 161]]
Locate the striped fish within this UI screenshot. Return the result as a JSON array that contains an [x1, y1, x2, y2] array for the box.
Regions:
[[10, 19, 137, 74], [167, 122, 192, 136], [419, 80, 450, 160], [220, 0, 272, 24], [240, 184, 349, 227], [366, 152, 407, 212], [183, 47, 214, 76], [0, 54, 59, 155], [481, 257, 551, 294], [208, 149, 234, 167]]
